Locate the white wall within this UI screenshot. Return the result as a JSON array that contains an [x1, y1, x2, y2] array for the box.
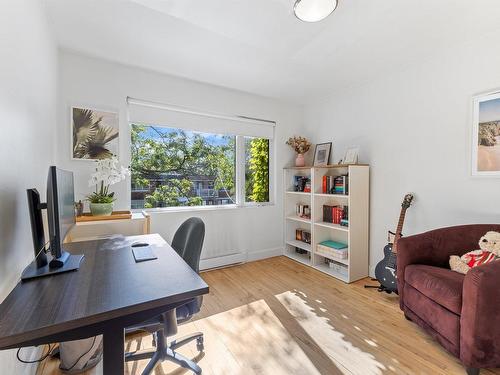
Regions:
[[304, 29, 500, 275], [0, 0, 57, 372], [58, 51, 302, 265]]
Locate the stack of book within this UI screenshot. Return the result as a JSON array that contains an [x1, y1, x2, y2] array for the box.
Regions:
[[323, 205, 349, 226], [316, 240, 348, 261], [333, 175, 348, 195], [321, 175, 348, 194]]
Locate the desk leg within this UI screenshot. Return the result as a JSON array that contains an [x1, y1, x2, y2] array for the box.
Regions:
[[103, 326, 125, 375]]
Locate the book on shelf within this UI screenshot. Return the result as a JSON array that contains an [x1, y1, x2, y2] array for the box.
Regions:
[[317, 240, 348, 260], [322, 205, 349, 226], [316, 246, 348, 261], [319, 240, 347, 249], [294, 175, 311, 192], [321, 174, 348, 195]]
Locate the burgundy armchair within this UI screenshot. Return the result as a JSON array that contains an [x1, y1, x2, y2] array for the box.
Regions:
[[397, 224, 500, 375]]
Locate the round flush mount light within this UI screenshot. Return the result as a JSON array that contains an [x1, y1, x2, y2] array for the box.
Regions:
[[294, 0, 338, 22]]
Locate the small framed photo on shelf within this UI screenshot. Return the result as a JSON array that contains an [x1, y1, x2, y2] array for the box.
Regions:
[[343, 146, 359, 165], [313, 142, 332, 166]]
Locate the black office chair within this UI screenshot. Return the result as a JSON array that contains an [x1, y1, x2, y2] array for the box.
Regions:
[[125, 217, 206, 374]]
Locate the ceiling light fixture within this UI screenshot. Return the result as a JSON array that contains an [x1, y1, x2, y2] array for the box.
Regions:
[[294, 0, 338, 22]]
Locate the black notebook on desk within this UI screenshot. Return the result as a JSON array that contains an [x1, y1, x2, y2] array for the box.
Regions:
[[131, 243, 157, 262]]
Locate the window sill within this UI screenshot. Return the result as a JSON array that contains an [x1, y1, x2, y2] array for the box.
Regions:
[[134, 202, 274, 214]]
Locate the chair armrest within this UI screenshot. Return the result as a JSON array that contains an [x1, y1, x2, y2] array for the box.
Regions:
[[396, 232, 436, 308], [460, 261, 500, 368]]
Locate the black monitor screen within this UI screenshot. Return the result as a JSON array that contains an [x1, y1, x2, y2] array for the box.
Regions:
[[46, 166, 75, 258]]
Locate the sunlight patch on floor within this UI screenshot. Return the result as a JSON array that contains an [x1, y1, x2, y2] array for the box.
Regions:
[[275, 290, 386, 375], [126, 299, 323, 375]]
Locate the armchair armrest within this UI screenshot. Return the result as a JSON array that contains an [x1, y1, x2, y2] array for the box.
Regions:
[[396, 232, 436, 308], [461, 261, 500, 368]]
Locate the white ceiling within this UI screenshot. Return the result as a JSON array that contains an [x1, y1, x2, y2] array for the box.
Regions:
[[43, 0, 500, 102]]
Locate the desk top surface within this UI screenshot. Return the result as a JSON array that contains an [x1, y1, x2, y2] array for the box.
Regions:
[[0, 234, 209, 349]]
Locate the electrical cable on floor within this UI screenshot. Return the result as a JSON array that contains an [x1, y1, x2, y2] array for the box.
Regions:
[[63, 336, 97, 372], [16, 344, 53, 364]]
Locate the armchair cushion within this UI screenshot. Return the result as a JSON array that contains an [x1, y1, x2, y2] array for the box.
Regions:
[[404, 283, 461, 349], [405, 265, 464, 315]]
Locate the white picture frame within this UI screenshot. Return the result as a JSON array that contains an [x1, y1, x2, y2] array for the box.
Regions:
[[471, 91, 500, 177], [71, 106, 119, 160], [343, 146, 359, 165]]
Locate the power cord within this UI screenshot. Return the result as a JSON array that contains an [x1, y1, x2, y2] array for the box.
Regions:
[[16, 344, 53, 364], [62, 336, 97, 372]]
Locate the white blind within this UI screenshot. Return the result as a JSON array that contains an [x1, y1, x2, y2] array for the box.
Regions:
[[127, 97, 275, 139]]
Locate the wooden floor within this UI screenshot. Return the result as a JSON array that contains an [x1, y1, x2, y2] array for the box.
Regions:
[[37, 256, 500, 375]]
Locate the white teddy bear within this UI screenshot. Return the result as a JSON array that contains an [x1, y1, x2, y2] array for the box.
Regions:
[[449, 231, 500, 274]]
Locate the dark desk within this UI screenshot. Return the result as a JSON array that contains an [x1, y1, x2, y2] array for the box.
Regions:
[[0, 234, 209, 374]]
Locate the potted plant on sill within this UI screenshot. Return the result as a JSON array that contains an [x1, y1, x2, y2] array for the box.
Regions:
[[286, 136, 311, 167], [87, 156, 130, 216]]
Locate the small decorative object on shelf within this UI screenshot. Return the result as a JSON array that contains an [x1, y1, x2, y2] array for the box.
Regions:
[[286, 136, 311, 167], [343, 146, 359, 165], [75, 200, 84, 217], [296, 204, 311, 219], [313, 142, 332, 166], [87, 156, 130, 216]]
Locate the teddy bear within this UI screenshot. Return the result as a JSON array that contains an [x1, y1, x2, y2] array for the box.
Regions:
[[449, 231, 500, 274]]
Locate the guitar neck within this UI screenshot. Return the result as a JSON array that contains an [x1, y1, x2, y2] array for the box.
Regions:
[[392, 209, 408, 252]]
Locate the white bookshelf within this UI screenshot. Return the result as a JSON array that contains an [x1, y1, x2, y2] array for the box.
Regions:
[[283, 165, 369, 283]]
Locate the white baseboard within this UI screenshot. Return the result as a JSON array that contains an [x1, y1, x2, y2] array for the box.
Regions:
[[369, 265, 376, 278], [246, 247, 283, 262], [200, 253, 246, 270], [200, 247, 283, 271]]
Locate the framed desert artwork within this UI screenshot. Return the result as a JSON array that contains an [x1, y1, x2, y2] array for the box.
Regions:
[[472, 91, 500, 176], [72, 106, 119, 160]]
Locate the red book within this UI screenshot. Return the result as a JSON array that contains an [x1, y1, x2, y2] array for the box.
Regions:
[[322, 176, 327, 194]]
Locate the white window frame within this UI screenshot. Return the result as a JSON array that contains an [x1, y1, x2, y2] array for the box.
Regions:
[[127, 100, 275, 212]]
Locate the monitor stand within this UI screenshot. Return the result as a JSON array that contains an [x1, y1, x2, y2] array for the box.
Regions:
[[21, 251, 84, 281]]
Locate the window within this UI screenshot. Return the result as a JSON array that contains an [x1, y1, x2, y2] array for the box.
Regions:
[[245, 137, 269, 203], [131, 125, 236, 208], [128, 98, 274, 209]]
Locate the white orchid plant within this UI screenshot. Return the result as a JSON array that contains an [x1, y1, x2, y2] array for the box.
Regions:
[[87, 156, 130, 204]]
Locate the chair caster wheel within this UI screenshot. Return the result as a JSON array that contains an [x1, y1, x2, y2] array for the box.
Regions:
[[196, 336, 204, 351]]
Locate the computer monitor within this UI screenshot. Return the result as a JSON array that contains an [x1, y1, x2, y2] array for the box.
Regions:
[[22, 167, 84, 281], [46, 166, 76, 266]]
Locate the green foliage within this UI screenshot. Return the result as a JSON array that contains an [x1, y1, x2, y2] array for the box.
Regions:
[[131, 124, 235, 207], [246, 138, 269, 202], [87, 180, 116, 203], [144, 179, 203, 208], [87, 191, 115, 204]]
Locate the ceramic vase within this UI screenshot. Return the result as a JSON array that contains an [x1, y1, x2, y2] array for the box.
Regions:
[[295, 153, 305, 167], [89, 202, 113, 216]]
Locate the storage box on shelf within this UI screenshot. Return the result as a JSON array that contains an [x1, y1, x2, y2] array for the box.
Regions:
[[283, 165, 369, 283]]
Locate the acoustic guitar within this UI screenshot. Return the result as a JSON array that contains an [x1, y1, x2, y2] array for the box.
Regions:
[[374, 193, 414, 294]]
